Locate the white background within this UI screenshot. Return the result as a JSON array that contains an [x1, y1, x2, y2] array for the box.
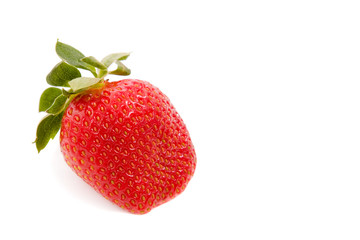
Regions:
[[1, 0, 360, 239]]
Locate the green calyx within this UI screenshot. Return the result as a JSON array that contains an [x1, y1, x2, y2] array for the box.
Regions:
[[34, 40, 131, 153]]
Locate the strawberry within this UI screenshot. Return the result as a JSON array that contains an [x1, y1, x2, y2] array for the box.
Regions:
[[35, 41, 196, 214]]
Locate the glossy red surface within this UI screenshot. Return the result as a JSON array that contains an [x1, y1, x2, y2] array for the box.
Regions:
[[60, 79, 196, 214]]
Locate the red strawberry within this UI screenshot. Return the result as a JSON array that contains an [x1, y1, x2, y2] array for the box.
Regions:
[[35, 41, 196, 214]]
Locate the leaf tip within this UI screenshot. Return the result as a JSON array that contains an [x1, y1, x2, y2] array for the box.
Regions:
[[33, 138, 42, 153]]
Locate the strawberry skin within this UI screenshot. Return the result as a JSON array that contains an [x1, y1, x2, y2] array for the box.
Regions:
[[59, 79, 196, 214], [35, 41, 197, 214]]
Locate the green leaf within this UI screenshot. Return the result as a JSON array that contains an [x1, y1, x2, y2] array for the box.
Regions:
[[39, 87, 62, 112], [101, 52, 130, 67], [46, 61, 81, 87], [46, 95, 68, 114], [109, 60, 131, 76], [80, 56, 107, 70], [97, 69, 108, 78], [68, 77, 101, 92], [98, 53, 130, 78], [55, 40, 97, 75], [35, 112, 64, 153]]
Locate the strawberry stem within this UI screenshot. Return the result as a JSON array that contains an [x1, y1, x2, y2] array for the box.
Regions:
[[34, 40, 131, 153]]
